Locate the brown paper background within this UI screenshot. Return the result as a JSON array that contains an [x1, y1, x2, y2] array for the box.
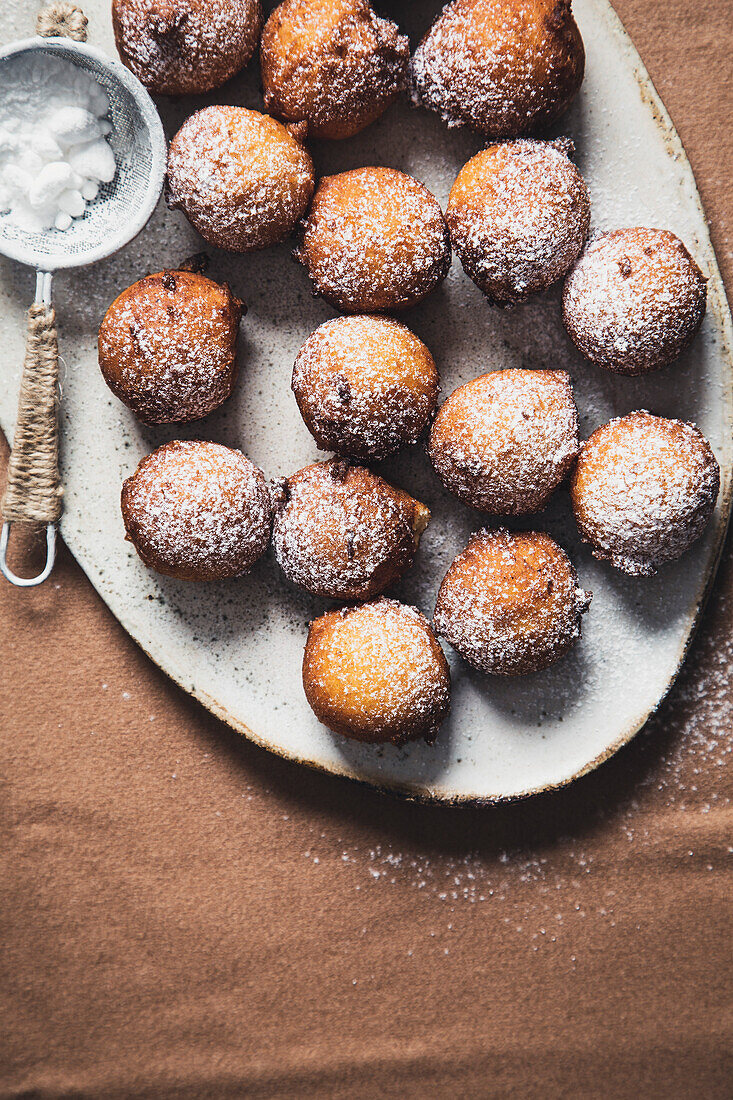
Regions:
[[1, 2, 731, 1096]]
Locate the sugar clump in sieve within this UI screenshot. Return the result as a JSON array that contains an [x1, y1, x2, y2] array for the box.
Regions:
[[0, 53, 116, 232]]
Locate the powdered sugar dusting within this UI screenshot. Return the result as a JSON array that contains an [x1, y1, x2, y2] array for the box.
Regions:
[[409, 0, 585, 137], [295, 167, 451, 312], [272, 460, 428, 600], [166, 106, 314, 252], [304, 597, 450, 744], [434, 528, 591, 675], [429, 369, 579, 514], [98, 270, 242, 424], [121, 440, 272, 581], [113, 0, 262, 95], [261, 0, 409, 140], [447, 139, 590, 304], [571, 411, 720, 575], [562, 227, 707, 374], [291, 315, 439, 460]]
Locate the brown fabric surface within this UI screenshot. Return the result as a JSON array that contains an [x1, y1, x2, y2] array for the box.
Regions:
[[1, 2, 732, 1097]]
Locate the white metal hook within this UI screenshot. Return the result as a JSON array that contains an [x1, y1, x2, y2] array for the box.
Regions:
[[0, 521, 56, 587]]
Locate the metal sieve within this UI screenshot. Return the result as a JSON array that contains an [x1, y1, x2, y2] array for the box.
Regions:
[[0, 24, 166, 586]]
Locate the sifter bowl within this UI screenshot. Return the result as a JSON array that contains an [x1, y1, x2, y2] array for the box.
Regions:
[[0, 10, 166, 586]]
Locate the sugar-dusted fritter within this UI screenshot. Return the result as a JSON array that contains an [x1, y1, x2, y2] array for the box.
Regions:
[[261, 0, 409, 139], [113, 0, 262, 95], [99, 269, 243, 424], [570, 411, 720, 574], [562, 228, 707, 374], [166, 106, 314, 252], [428, 369, 579, 514], [446, 139, 590, 305], [292, 315, 439, 460], [409, 0, 585, 138], [294, 167, 451, 312], [121, 440, 272, 580], [434, 528, 591, 675], [272, 459, 429, 599], [303, 598, 451, 744]]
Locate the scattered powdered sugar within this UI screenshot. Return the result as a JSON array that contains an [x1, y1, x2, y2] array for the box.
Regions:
[[99, 270, 242, 424], [304, 598, 450, 744], [272, 460, 428, 600], [447, 139, 590, 304], [292, 588, 730, 951], [409, 0, 584, 137], [121, 440, 271, 581], [291, 314, 439, 460], [92, 583, 727, 962], [571, 411, 720, 575], [562, 227, 708, 374], [261, 0, 409, 139], [295, 167, 451, 312], [641, 592, 733, 810], [166, 106, 314, 251], [429, 368, 579, 514], [113, 0, 262, 95], [434, 528, 591, 675]]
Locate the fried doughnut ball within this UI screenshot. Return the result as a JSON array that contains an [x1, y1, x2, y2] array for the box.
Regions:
[[409, 0, 585, 138], [121, 440, 272, 581], [294, 167, 451, 312], [272, 459, 430, 599], [112, 0, 262, 95], [98, 269, 243, 424], [570, 411, 720, 576], [292, 315, 439, 460], [428, 369, 579, 514], [446, 139, 590, 305], [562, 229, 708, 375], [261, 0, 409, 140], [303, 598, 450, 744], [166, 106, 315, 252], [434, 529, 591, 675]]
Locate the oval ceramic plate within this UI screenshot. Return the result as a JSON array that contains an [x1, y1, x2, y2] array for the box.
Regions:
[[1, 0, 731, 801]]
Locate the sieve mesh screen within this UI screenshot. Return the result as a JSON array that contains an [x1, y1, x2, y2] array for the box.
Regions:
[[0, 40, 165, 270]]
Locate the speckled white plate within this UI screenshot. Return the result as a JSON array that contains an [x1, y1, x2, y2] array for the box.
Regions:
[[1, 0, 731, 801]]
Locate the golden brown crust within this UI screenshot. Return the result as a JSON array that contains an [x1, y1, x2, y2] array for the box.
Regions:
[[570, 411, 720, 575], [446, 139, 590, 305], [562, 228, 708, 374], [166, 106, 315, 252], [433, 528, 591, 675], [291, 315, 439, 460], [409, 0, 585, 137], [261, 0, 409, 140], [303, 598, 451, 744], [121, 440, 272, 581], [294, 167, 451, 312], [272, 459, 430, 599], [99, 270, 243, 425], [428, 369, 579, 514], [112, 0, 262, 95]]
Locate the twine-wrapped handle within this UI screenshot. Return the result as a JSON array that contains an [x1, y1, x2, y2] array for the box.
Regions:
[[0, 298, 62, 586], [1, 304, 63, 526]]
